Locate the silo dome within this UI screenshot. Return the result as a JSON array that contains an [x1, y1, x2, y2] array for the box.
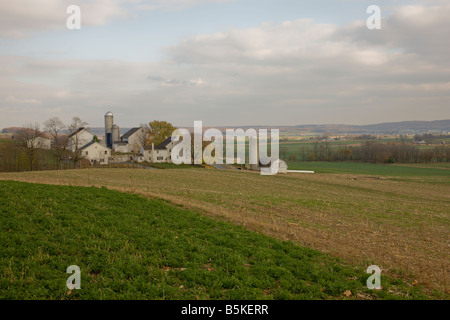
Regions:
[[105, 111, 113, 116]]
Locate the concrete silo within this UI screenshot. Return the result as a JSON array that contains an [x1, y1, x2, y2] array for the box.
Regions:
[[112, 124, 120, 143], [105, 111, 114, 148]]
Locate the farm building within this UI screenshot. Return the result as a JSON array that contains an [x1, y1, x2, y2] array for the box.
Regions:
[[112, 141, 130, 153], [138, 137, 177, 163], [120, 127, 147, 153], [68, 127, 95, 152], [67, 112, 173, 166], [103, 112, 148, 154], [27, 137, 51, 150], [79, 141, 111, 165]]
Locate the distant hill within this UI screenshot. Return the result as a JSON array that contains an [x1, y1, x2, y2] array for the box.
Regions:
[[295, 120, 450, 134], [3, 120, 450, 136], [2, 127, 23, 134]]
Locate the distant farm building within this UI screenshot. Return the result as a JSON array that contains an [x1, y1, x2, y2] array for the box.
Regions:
[[27, 137, 51, 150], [66, 112, 177, 166]]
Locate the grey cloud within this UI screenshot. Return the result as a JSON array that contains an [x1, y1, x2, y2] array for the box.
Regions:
[[0, 0, 236, 38], [337, 4, 450, 64], [148, 75, 165, 81], [0, 0, 127, 38], [1, 4, 449, 128]]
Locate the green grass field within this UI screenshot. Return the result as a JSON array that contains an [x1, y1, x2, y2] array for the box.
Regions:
[[279, 138, 450, 160], [0, 180, 434, 300], [287, 161, 450, 177]]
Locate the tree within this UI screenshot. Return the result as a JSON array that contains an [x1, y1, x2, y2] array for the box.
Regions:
[[399, 134, 408, 144], [15, 123, 44, 171], [422, 133, 434, 146], [147, 120, 176, 146], [68, 117, 88, 132], [44, 117, 68, 169], [67, 117, 89, 168], [136, 123, 151, 148], [340, 147, 352, 161]]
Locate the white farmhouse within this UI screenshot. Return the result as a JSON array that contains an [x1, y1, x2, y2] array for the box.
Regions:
[[68, 127, 95, 152], [121, 127, 147, 153], [79, 141, 111, 165], [139, 137, 178, 163], [27, 137, 51, 150]]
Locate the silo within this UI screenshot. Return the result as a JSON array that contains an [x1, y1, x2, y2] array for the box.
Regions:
[[105, 111, 113, 148], [112, 124, 120, 143]]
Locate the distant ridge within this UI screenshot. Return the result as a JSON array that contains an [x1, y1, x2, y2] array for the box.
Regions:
[[88, 120, 450, 135], [3, 120, 449, 136], [294, 120, 450, 134]]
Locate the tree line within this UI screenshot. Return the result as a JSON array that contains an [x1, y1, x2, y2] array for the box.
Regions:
[[283, 141, 450, 163], [0, 117, 88, 172]]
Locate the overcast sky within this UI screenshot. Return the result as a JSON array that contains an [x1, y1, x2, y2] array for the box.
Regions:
[[0, 0, 449, 128]]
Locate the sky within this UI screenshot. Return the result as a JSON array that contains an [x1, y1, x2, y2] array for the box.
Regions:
[[0, 0, 449, 128]]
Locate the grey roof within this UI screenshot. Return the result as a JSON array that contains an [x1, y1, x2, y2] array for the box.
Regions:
[[68, 127, 91, 138], [79, 141, 96, 150], [121, 127, 141, 140], [141, 137, 173, 151], [80, 141, 110, 151], [156, 137, 173, 149], [113, 141, 128, 145]]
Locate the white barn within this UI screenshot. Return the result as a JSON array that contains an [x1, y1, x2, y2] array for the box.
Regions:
[[121, 127, 147, 153], [68, 127, 95, 152], [79, 141, 111, 165], [112, 141, 130, 153]]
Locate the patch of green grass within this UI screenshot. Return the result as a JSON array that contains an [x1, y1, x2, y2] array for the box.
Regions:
[[147, 163, 206, 169], [393, 163, 450, 169], [0, 181, 435, 300], [0, 139, 14, 145], [287, 161, 450, 177]]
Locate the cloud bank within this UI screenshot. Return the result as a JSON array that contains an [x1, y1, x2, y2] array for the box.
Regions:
[[0, 3, 449, 127]]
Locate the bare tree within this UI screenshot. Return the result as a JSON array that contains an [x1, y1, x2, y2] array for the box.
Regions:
[[67, 117, 89, 168], [44, 117, 68, 169], [15, 123, 44, 171], [68, 117, 88, 132], [138, 123, 151, 148]]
